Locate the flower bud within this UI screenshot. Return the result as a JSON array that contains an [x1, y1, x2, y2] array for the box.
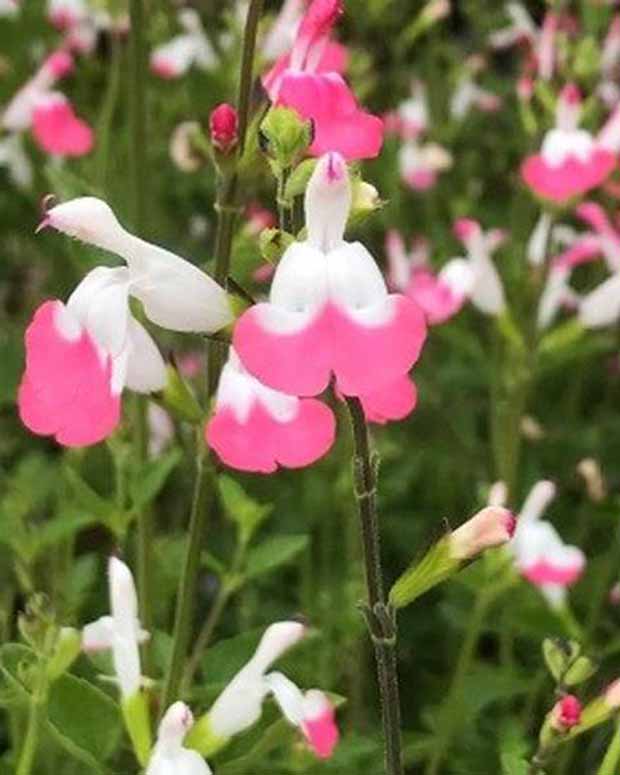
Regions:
[[259, 106, 312, 168], [210, 103, 239, 155], [605, 679, 620, 709], [170, 121, 208, 173], [550, 695, 582, 732], [450, 506, 516, 561]]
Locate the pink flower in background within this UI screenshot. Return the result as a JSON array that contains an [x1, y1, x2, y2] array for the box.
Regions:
[[398, 140, 452, 191], [206, 349, 336, 473], [31, 93, 93, 156], [501, 480, 586, 608], [389, 80, 429, 141], [47, 0, 87, 30], [203, 621, 339, 759], [385, 230, 473, 325], [263, 0, 383, 160], [234, 153, 426, 398], [488, 5, 560, 81], [521, 84, 617, 204], [450, 58, 502, 120], [150, 9, 216, 79], [19, 197, 231, 447]]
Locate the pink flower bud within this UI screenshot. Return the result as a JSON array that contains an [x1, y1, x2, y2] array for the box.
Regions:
[[43, 50, 74, 80], [210, 103, 239, 154], [450, 506, 516, 561], [550, 695, 582, 732], [605, 679, 620, 708]]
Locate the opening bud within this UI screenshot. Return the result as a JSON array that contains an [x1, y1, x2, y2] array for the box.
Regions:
[[210, 103, 239, 155], [450, 506, 516, 561]]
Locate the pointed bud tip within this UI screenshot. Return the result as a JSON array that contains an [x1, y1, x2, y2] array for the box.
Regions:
[[551, 695, 582, 731]]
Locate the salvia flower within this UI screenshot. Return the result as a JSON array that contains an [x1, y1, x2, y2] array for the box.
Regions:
[[262, 0, 383, 160], [450, 58, 502, 120], [147, 703, 211, 775], [19, 197, 232, 447], [206, 348, 336, 473], [385, 230, 473, 325], [506, 481, 586, 607], [450, 506, 516, 561], [233, 153, 427, 398], [521, 84, 617, 204], [190, 621, 339, 760], [453, 218, 506, 316], [150, 9, 216, 79], [82, 557, 147, 698], [398, 140, 453, 191]]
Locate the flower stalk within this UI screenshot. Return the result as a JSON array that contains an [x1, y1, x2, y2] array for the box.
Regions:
[[345, 396, 404, 775]]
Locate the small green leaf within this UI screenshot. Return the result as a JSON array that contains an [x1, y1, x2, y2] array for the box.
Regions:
[[245, 535, 309, 580], [543, 638, 569, 682], [218, 476, 271, 544], [63, 468, 125, 536], [564, 655, 598, 687], [129, 449, 182, 511], [285, 158, 317, 199]]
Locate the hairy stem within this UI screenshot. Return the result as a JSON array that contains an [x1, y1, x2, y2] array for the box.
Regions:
[[161, 0, 263, 709], [345, 397, 403, 775]]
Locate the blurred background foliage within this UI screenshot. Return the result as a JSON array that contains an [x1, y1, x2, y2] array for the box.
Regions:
[[2, 1, 620, 773]]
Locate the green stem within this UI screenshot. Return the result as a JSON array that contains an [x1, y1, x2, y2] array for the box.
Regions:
[[95, 31, 122, 191], [15, 661, 47, 775], [345, 397, 403, 775], [182, 583, 231, 693], [598, 721, 620, 775], [161, 433, 213, 709], [128, 0, 152, 662], [425, 589, 492, 775]]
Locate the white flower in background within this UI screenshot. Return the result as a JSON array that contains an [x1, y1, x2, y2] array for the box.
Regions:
[[147, 703, 211, 775], [151, 9, 216, 79]]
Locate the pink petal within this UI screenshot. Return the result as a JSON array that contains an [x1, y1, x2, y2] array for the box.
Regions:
[[32, 96, 94, 157], [18, 301, 120, 447], [404, 169, 437, 191], [522, 560, 584, 587], [276, 72, 384, 161], [206, 399, 335, 473], [357, 374, 418, 425], [406, 270, 465, 324], [263, 41, 348, 96], [234, 297, 426, 398], [150, 56, 180, 80], [521, 150, 616, 203], [301, 707, 340, 759]]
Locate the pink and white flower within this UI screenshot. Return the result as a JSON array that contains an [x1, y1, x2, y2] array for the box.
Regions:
[[19, 197, 232, 447], [262, 0, 383, 160], [82, 557, 148, 699], [147, 703, 211, 775], [204, 621, 339, 759], [398, 140, 452, 191], [390, 80, 429, 141], [521, 85, 617, 204], [506, 480, 586, 607], [453, 218, 506, 316], [488, 5, 558, 81], [31, 92, 94, 157], [206, 349, 336, 473], [450, 506, 516, 561], [385, 230, 473, 325], [233, 153, 427, 398], [450, 59, 502, 120], [47, 0, 87, 30], [150, 9, 216, 79]]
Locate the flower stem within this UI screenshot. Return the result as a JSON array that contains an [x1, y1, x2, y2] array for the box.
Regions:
[[128, 0, 153, 655], [344, 397, 403, 775], [161, 431, 213, 709], [425, 588, 492, 775], [161, 0, 263, 709], [598, 721, 620, 775], [15, 661, 47, 775]]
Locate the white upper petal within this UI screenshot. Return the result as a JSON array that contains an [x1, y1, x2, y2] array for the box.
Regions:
[[579, 274, 620, 328], [305, 153, 351, 253], [439, 258, 475, 297], [541, 128, 594, 166], [264, 671, 305, 727], [519, 480, 556, 524], [82, 615, 116, 652], [327, 241, 388, 315], [151, 35, 198, 76], [123, 318, 167, 394], [469, 251, 505, 316], [268, 241, 329, 324], [537, 267, 569, 330]]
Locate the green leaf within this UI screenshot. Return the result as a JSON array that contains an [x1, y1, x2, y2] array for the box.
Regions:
[[129, 448, 182, 511], [47, 674, 122, 763], [63, 467, 124, 536], [245, 535, 309, 580], [218, 476, 271, 544], [0, 643, 36, 707], [500, 753, 529, 775]]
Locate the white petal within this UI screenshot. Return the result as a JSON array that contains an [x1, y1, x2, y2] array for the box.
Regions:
[[469, 251, 505, 316], [527, 213, 552, 267], [108, 557, 139, 638], [265, 671, 305, 726], [305, 153, 351, 253], [439, 258, 475, 297], [249, 621, 306, 674], [0, 135, 33, 188], [82, 616, 115, 652], [123, 318, 167, 393], [579, 274, 620, 328], [519, 480, 556, 524], [327, 241, 387, 314], [267, 241, 329, 328], [537, 268, 569, 330], [112, 633, 142, 699], [151, 35, 198, 77]]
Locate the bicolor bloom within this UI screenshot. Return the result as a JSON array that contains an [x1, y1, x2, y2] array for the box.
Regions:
[[450, 64, 501, 120], [398, 140, 452, 191], [82, 557, 148, 698], [233, 153, 427, 398], [488, 5, 557, 80], [19, 197, 232, 447], [206, 349, 336, 473], [385, 230, 473, 325], [197, 621, 339, 759], [450, 506, 516, 561], [521, 84, 617, 204], [453, 218, 506, 316], [150, 9, 216, 78], [391, 80, 429, 141], [506, 481, 586, 607], [47, 0, 87, 30], [262, 0, 383, 160], [147, 703, 211, 775]]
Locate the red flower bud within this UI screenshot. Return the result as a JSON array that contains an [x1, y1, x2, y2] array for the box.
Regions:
[[551, 695, 582, 732], [210, 103, 239, 155]]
